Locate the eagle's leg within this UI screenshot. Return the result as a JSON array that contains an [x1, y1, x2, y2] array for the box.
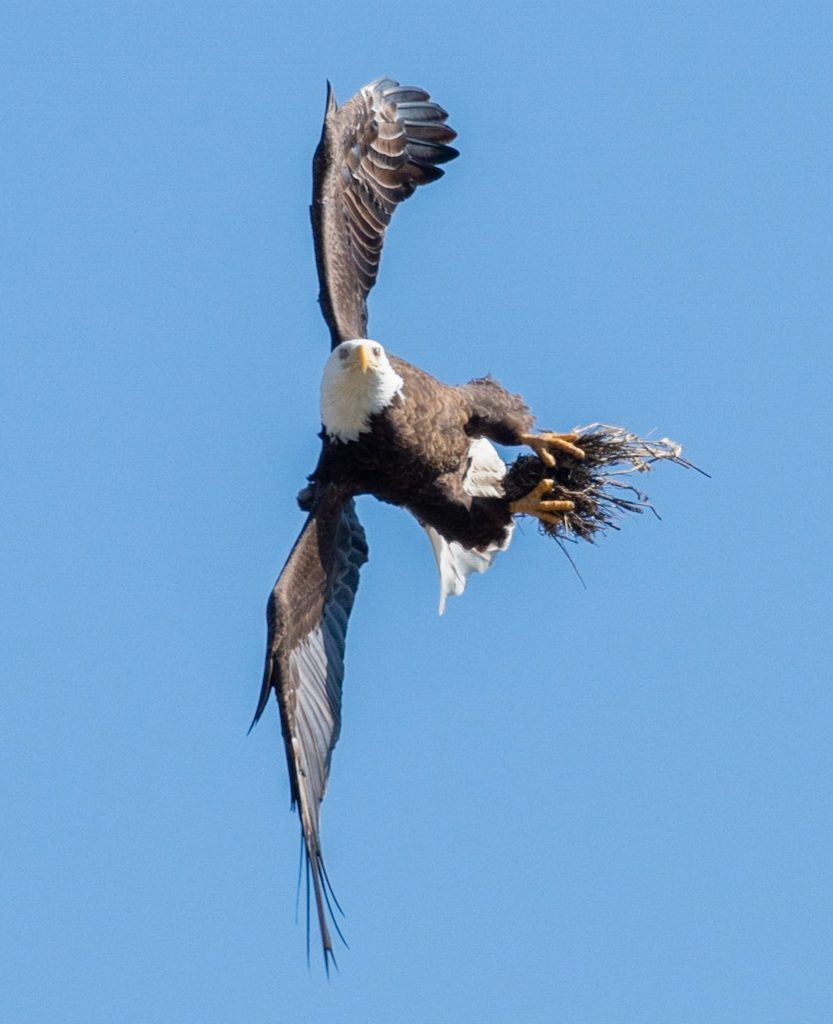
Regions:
[[510, 477, 574, 526], [519, 431, 585, 467]]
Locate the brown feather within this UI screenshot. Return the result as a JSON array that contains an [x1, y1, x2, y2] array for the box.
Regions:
[[254, 489, 368, 970], [311, 78, 458, 346]]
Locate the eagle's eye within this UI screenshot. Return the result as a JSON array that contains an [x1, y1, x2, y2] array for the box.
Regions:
[[338, 348, 349, 360], [372, 345, 381, 357]]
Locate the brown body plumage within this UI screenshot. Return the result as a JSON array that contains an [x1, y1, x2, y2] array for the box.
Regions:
[[310, 356, 534, 549]]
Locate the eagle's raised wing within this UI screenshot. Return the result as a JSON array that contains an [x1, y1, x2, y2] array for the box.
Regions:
[[311, 77, 458, 347], [251, 488, 368, 970]]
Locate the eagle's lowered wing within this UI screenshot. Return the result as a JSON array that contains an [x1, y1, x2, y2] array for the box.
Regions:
[[311, 77, 458, 347], [252, 489, 368, 970]]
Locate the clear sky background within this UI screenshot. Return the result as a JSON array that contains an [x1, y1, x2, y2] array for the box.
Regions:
[[2, 3, 832, 1022]]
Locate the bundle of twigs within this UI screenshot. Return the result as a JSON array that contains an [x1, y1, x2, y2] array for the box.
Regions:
[[504, 424, 700, 543]]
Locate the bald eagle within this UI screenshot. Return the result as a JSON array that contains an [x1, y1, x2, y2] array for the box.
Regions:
[[252, 78, 587, 968]]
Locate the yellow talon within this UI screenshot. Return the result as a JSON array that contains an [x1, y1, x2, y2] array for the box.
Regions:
[[538, 499, 575, 513], [520, 431, 586, 466], [510, 478, 574, 524], [523, 478, 555, 502]]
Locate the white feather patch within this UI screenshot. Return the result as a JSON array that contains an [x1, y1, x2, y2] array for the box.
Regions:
[[424, 438, 514, 614], [320, 339, 404, 442]]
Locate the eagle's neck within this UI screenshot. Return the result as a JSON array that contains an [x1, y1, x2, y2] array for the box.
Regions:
[[320, 351, 404, 443]]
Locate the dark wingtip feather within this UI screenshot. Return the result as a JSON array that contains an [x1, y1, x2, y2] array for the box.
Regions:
[[247, 676, 271, 734], [402, 120, 458, 144], [407, 160, 446, 184], [397, 99, 449, 121], [248, 603, 278, 733], [406, 138, 459, 165], [381, 83, 431, 103]]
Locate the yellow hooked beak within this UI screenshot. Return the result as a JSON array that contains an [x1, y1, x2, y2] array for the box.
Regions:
[[358, 343, 370, 373]]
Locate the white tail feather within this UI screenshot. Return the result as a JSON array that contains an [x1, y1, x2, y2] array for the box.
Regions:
[[424, 438, 513, 613]]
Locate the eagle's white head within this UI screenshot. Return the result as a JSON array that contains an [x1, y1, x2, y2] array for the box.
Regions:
[[320, 339, 404, 442]]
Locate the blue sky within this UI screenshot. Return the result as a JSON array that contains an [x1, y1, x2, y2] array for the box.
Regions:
[[2, 2, 832, 1021]]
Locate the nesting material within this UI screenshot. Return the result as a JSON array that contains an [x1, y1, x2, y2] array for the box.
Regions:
[[504, 424, 697, 542]]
